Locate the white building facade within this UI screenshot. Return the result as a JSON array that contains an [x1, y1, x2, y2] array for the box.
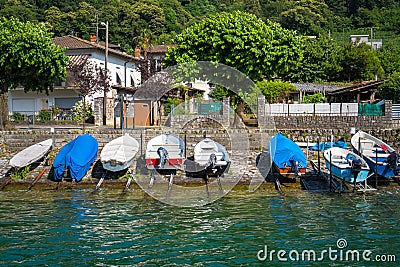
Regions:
[[8, 35, 141, 123]]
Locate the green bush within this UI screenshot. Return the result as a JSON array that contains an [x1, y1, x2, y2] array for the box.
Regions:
[[303, 93, 327, 103], [72, 100, 94, 121], [38, 109, 52, 121], [11, 112, 25, 122]]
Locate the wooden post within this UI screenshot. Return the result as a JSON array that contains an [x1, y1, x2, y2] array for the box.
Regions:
[[329, 150, 332, 192], [375, 149, 378, 188], [317, 139, 321, 175], [184, 133, 187, 158]]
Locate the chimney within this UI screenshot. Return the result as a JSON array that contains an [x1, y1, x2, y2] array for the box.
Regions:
[[90, 34, 97, 43], [134, 47, 141, 58]]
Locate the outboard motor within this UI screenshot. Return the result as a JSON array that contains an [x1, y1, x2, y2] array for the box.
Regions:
[[387, 151, 399, 170], [157, 147, 168, 168], [206, 153, 217, 173], [351, 158, 362, 177], [289, 159, 299, 177]]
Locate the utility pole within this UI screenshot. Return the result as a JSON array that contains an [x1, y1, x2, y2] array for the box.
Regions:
[[101, 21, 109, 126]]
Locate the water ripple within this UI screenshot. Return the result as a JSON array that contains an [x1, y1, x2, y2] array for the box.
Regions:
[[0, 189, 399, 266]]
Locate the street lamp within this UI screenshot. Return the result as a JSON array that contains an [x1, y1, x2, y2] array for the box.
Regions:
[[101, 21, 109, 126]]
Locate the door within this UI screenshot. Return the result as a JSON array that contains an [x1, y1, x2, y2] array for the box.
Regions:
[[134, 100, 151, 126]]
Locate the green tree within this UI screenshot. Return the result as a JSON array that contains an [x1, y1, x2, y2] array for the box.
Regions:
[[164, 11, 304, 82], [279, 0, 333, 36], [286, 35, 343, 83], [378, 72, 400, 103], [0, 0, 38, 22], [256, 80, 295, 103], [376, 42, 400, 76], [0, 17, 68, 128], [337, 43, 384, 82], [302, 92, 326, 103]]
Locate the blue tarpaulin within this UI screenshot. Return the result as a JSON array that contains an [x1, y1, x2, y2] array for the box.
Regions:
[[53, 134, 98, 182], [309, 140, 348, 151], [269, 133, 307, 169]]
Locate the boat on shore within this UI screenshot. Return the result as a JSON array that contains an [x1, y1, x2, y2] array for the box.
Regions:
[[53, 134, 98, 182], [185, 138, 230, 178], [145, 133, 184, 171], [269, 133, 307, 177], [324, 147, 370, 183], [9, 139, 53, 169], [100, 133, 139, 172], [351, 131, 400, 178]]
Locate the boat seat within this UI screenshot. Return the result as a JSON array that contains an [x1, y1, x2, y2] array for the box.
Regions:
[[151, 144, 181, 147], [363, 150, 390, 158], [360, 140, 375, 150]]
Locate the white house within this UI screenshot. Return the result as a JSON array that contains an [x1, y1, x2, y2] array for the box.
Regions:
[[8, 35, 142, 124], [349, 34, 382, 50]]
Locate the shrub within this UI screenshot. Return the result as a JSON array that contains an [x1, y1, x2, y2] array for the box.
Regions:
[[11, 112, 25, 122], [38, 109, 52, 121], [71, 100, 94, 121]]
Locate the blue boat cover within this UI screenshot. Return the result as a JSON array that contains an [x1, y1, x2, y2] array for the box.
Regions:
[[269, 133, 307, 169], [309, 141, 347, 151], [53, 134, 98, 182]]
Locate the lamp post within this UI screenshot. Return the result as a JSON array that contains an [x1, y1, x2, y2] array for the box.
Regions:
[[101, 21, 109, 126]]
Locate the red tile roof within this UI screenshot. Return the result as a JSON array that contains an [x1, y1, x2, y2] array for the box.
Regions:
[[146, 44, 176, 53], [53, 35, 140, 61], [67, 54, 90, 68]]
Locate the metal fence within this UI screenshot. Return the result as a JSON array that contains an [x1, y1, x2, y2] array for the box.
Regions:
[[170, 100, 223, 116], [9, 109, 74, 124], [392, 104, 400, 119], [266, 103, 359, 116]]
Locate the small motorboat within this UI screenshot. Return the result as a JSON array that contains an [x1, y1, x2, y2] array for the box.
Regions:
[[185, 138, 230, 178], [324, 147, 370, 183], [100, 133, 139, 172], [53, 134, 98, 182], [351, 130, 400, 178], [145, 133, 184, 171], [9, 139, 53, 168], [269, 133, 307, 177]]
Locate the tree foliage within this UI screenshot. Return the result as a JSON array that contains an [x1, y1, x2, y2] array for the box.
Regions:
[[0, 17, 68, 93], [164, 11, 304, 82], [302, 92, 326, 103], [0, 17, 68, 127], [286, 35, 343, 82], [256, 80, 295, 103], [378, 72, 400, 103]]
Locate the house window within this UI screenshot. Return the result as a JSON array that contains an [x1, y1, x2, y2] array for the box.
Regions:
[[131, 76, 135, 87], [116, 72, 122, 85]]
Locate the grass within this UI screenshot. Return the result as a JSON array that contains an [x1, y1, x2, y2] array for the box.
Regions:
[[10, 166, 31, 181]]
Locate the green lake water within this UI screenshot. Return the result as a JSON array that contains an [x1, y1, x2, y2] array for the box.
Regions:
[[0, 188, 399, 266]]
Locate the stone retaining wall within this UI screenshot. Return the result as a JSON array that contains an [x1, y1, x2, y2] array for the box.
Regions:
[[2, 127, 400, 153]]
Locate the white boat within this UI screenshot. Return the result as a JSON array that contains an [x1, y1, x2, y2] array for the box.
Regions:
[[324, 147, 370, 183], [9, 139, 53, 168], [185, 138, 230, 177], [145, 133, 185, 170], [351, 130, 400, 178], [100, 133, 139, 172]]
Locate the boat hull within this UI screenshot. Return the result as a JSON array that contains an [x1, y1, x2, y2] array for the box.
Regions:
[[274, 166, 306, 175], [145, 134, 185, 171], [351, 131, 400, 178], [100, 134, 139, 172], [9, 139, 53, 168], [325, 161, 369, 183], [185, 138, 230, 178], [146, 158, 183, 169], [269, 133, 307, 177], [324, 147, 370, 183]]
